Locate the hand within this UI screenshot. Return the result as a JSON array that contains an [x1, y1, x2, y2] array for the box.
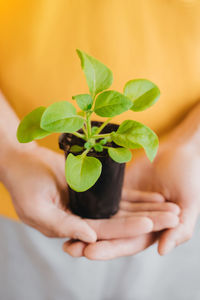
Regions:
[[2, 145, 175, 249], [63, 188, 180, 260], [2, 145, 96, 242], [125, 139, 200, 255]]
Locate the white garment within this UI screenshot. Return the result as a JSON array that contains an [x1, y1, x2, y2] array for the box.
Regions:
[[0, 216, 200, 300]]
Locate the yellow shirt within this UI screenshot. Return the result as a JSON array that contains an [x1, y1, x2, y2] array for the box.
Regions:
[[0, 0, 200, 219]]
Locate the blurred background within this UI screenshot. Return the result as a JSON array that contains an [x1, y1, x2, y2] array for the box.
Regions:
[[0, 1, 200, 299]]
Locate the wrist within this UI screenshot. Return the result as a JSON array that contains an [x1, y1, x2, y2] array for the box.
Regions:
[[0, 140, 37, 184]]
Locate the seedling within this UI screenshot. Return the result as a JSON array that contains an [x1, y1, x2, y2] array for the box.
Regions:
[[17, 50, 160, 192]]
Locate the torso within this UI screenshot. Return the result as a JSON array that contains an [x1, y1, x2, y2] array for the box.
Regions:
[[0, 0, 200, 217]]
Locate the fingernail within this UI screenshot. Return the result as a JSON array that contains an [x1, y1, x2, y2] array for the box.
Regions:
[[143, 218, 154, 232], [74, 232, 96, 243], [162, 241, 176, 255], [62, 243, 68, 252], [155, 194, 165, 202], [74, 232, 86, 240]]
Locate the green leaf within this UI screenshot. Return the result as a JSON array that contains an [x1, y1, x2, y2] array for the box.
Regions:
[[111, 120, 159, 162], [72, 94, 93, 111], [76, 49, 113, 97], [84, 141, 92, 149], [40, 101, 84, 133], [99, 138, 107, 145], [91, 126, 99, 135], [94, 90, 132, 117], [94, 144, 103, 152], [17, 107, 50, 143], [78, 110, 85, 117], [111, 132, 141, 150], [108, 147, 132, 163], [124, 79, 160, 111], [70, 145, 84, 153], [65, 153, 102, 192]]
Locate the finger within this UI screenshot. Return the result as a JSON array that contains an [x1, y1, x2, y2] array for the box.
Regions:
[[116, 211, 179, 231], [122, 189, 165, 203], [158, 207, 198, 255], [83, 234, 156, 260], [120, 201, 180, 215], [63, 240, 87, 257], [38, 206, 97, 243], [136, 212, 179, 231], [87, 216, 153, 240]]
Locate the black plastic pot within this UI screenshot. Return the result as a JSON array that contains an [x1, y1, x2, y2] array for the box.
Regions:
[[59, 122, 125, 219]]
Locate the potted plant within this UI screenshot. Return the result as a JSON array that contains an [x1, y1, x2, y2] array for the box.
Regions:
[[17, 50, 160, 219]]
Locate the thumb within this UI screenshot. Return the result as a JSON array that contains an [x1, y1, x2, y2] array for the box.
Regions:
[[38, 206, 97, 243], [158, 206, 198, 255]]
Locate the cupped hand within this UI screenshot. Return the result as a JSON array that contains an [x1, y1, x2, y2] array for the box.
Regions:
[[63, 188, 180, 260], [2, 143, 182, 259], [2, 145, 96, 242], [3, 145, 176, 249], [125, 140, 200, 255]]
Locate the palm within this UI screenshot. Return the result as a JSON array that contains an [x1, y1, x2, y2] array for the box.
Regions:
[[125, 144, 200, 254], [5, 146, 97, 241]]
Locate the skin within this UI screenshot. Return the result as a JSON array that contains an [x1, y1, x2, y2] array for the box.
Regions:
[[0, 92, 180, 255], [125, 102, 200, 255], [63, 189, 180, 260], [65, 102, 200, 259]]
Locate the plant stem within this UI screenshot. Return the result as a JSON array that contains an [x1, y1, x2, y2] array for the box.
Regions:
[[81, 148, 90, 157], [91, 94, 97, 110], [82, 124, 87, 136], [72, 132, 86, 140], [95, 117, 113, 135], [92, 133, 111, 139], [86, 111, 92, 138]]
